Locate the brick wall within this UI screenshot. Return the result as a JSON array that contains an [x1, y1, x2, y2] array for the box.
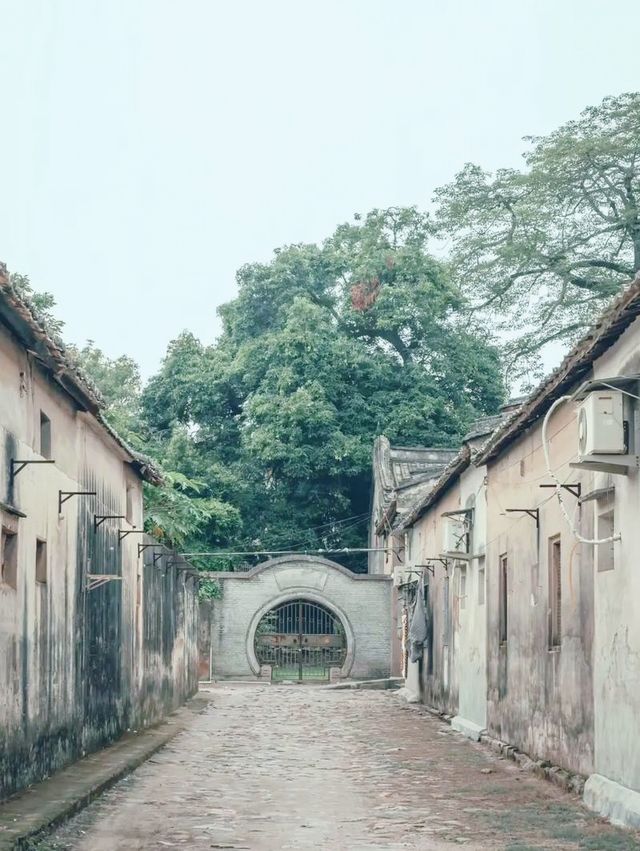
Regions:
[[199, 556, 392, 681]]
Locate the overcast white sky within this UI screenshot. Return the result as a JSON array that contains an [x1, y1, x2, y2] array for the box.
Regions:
[[1, 1, 639, 377]]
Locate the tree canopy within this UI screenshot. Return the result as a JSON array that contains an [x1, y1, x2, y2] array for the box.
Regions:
[[435, 92, 640, 379], [141, 208, 504, 570], [15, 92, 639, 569]]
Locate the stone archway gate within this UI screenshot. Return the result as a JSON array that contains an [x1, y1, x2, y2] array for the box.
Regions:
[[198, 555, 393, 682]]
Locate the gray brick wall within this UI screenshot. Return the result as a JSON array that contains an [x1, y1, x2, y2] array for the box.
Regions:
[[201, 556, 392, 680]]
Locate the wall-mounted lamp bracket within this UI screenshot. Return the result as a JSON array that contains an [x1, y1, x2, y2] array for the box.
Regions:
[[11, 459, 56, 480], [505, 508, 540, 528], [86, 574, 122, 591], [137, 542, 156, 558], [94, 514, 126, 531], [118, 529, 145, 543], [539, 483, 581, 499], [59, 491, 96, 514]]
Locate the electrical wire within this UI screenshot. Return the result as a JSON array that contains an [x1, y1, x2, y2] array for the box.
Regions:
[[541, 395, 621, 546]]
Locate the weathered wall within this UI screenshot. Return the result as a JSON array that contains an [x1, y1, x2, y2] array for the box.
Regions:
[[484, 400, 594, 776], [0, 329, 198, 800], [412, 486, 460, 716], [200, 556, 392, 681], [589, 316, 640, 799], [454, 461, 488, 736]]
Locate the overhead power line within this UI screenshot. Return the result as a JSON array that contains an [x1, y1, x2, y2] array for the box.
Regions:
[[180, 547, 392, 558]]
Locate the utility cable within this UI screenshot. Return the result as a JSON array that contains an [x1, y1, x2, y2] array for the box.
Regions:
[[541, 395, 621, 546]]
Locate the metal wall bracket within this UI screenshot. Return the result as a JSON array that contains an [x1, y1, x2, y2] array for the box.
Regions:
[[118, 529, 145, 543], [153, 551, 165, 565], [59, 491, 96, 514], [86, 574, 122, 591], [137, 542, 156, 558], [539, 483, 581, 498], [505, 508, 539, 528], [11, 459, 56, 479], [94, 514, 126, 531]]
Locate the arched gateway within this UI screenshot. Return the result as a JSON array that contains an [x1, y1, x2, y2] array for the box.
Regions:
[[198, 555, 392, 683], [254, 598, 347, 682]]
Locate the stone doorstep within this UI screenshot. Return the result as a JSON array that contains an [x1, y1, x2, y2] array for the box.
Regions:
[[324, 677, 404, 691], [0, 694, 212, 851], [584, 773, 640, 830]]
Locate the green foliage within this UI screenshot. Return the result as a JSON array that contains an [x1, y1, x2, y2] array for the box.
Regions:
[[144, 471, 241, 551], [69, 340, 143, 442], [435, 92, 640, 381], [142, 207, 504, 570], [71, 342, 242, 557], [198, 577, 221, 601], [9, 272, 65, 336]]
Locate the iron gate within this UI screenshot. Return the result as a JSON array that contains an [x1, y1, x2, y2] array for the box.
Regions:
[[254, 599, 347, 682]]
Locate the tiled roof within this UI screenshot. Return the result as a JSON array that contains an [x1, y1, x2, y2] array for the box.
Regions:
[[372, 437, 457, 531], [0, 263, 162, 485], [393, 405, 517, 532], [476, 274, 640, 465]]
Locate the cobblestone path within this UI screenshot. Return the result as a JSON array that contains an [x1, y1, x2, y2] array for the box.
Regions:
[[35, 684, 640, 851]]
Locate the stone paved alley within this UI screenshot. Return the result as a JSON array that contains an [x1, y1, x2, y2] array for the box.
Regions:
[[34, 685, 640, 851]]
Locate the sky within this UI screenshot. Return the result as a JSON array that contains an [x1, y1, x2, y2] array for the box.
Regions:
[[1, 0, 639, 378]]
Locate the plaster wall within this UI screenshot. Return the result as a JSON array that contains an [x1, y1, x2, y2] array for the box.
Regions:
[[455, 462, 488, 735], [201, 556, 392, 681], [589, 314, 640, 799], [0, 327, 198, 800], [484, 400, 594, 776], [412, 486, 460, 716]]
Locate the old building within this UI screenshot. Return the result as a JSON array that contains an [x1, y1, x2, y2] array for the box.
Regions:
[[387, 275, 640, 828], [392, 413, 506, 727], [368, 438, 456, 674], [0, 266, 199, 800]]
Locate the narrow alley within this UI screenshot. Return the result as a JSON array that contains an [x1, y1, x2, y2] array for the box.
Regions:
[[34, 685, 640, 851]]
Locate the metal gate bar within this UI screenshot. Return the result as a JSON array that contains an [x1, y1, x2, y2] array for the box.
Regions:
[[255, 598, 346, 682]]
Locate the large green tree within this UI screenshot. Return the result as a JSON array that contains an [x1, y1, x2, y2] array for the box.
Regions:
[[143, 208, 504, 570], [435, 92, 640, 378]]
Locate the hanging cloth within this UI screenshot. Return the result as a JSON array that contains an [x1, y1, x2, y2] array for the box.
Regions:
[[408, 572, 429, 663]]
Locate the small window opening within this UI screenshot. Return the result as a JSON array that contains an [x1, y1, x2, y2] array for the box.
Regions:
[[443, 574, 451, 636], [40, 411, 52, 459], [458, 565, 467, 610], [35, 539, 47, 584], [1, 527, 18, 589], [477, 556, 486, 605], [499, 554, 508, 644], [126, 482, 135, 525], [596, 503, 615, 573], [548, 536, 562, 648]]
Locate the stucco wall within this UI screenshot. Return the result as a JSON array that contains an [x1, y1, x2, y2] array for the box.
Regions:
[[484, 400, 594, 776], [455, 462, 488, 733], [0, 330, 198, 800], [590, 315, 640, 795], [200, 556, 392, 680], [412, 486, 460, 716]]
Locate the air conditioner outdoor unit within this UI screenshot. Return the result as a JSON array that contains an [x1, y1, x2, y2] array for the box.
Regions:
[[577, 391, 626, 456]]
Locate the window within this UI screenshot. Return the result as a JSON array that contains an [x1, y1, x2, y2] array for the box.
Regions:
[[35, 539, 47, 584], [126, 482, 135, 524], [39, 411, 52, 459], [477, 556, 486, 605], [1, 526, 18, 589], [596, 499, 615, 573], [548, 536, 562, 649], [499, 554, 508, 644], [458, 565, 467, 610], [443, 574, 450, 636]]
